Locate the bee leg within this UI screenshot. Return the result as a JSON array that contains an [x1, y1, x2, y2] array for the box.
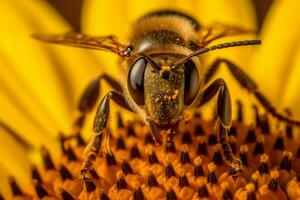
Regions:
[[80, 135, 102, 180], [204, 58, 257, 88], [72, 74, 124, 137], [148, 120, 162, 145], [199, 24, 253, 46], [197, 78, 243, 173], [204, 58, 300, 126], [105, 127, 113, 155], [80, 91, 132, 180]]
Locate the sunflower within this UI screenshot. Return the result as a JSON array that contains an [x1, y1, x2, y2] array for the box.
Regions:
[[0, 0, 300, 198]]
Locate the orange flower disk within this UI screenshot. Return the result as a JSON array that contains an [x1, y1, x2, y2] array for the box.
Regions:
[[4, 106, 300, 200]]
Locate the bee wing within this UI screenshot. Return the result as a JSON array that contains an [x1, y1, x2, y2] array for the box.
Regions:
[[33, 32, 128, 56], [197, 24, 255, 47]]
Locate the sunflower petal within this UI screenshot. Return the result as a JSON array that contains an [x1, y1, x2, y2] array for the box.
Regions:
[[281, 46, 300, 118], [0, 0, 102, 140], [0, 1, 71, 132], [0, 89, 59, 153], [250, 0, 300, 104], [0, 127, 31, 196], [0, 54, 60, 137], [81, 0, 128, 80], [11, 0, 102, 103], [0, 164, 12, 197]]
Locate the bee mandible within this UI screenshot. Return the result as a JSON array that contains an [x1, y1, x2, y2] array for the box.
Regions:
[[34, 10, 300, 180]]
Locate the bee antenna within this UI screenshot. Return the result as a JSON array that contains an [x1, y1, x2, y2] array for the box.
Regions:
[[173, 39, 261, 68], [139, 53, 161, 70]]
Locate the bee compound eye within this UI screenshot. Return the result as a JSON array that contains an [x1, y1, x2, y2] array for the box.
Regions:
[[127, 57, 147, 105], [184, 60, 201, 105]]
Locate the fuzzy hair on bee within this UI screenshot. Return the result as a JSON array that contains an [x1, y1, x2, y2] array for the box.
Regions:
[[33, 9, 300, 180]]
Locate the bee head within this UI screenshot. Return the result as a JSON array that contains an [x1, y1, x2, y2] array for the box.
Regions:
[[127, 53, 201, 127]]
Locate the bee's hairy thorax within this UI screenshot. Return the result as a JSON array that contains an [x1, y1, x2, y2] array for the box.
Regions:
[[129, 10, 200, 54]]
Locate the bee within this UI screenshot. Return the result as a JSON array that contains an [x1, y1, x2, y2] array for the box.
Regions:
[[34, 10, 300, 180]]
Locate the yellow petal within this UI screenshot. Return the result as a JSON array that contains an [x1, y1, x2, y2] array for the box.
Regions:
[[0, 56, 53, 136], [12, 0, 102, 104], [281, 46, 300, 118], [82, 0, 256, 35], [0, 89, 59, 153], [250, 0, 300, 104], [0, 0, 102, 139], [0, 164, 11, 197], [125, 0, 172, 23], [0, 1, 71, 132], [193, 0, 256, 27], [0, 127, 31, 196]]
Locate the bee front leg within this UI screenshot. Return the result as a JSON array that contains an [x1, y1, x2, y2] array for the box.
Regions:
[[197, 78, 243, 173], [80, 91, 132, 180], [148, 120, 162, 145], [73, 74, 123, 135], [204, 58, 300, 126]]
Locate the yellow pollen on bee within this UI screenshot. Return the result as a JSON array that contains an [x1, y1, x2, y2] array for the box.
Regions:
[[172, 90, 178, 99], [164, 95, 171, 100]]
